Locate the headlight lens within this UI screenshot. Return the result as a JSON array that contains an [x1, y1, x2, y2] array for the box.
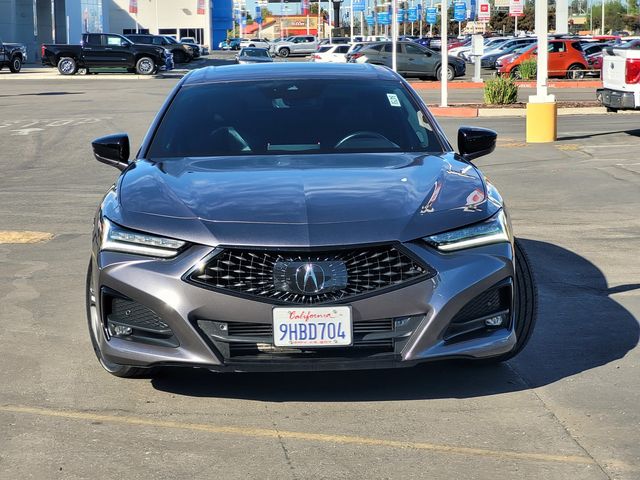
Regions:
[[100, 217, 187, 258], [424, 210, 510, 252]]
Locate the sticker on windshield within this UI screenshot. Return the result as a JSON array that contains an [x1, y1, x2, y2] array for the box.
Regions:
[[386, 93, 401, 107]]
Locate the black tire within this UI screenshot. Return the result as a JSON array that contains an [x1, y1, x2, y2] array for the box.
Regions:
[[249, 44, 255, 47], [566, 63, 585, 79], [477, 239, 537, 363], [77, 67, 89, 75], [86, 262, 153, 378], [606, 107, 618, 113], [57, 57, 77, 75], [9, 56, 22, 73], [510, 66, 522, 79], [435, 64, 454, 81], [279, 47, 290, 58], [135, 56, 155, 75]]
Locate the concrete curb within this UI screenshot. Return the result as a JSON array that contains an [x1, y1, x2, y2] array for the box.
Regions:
[[430, 106, 640, 118], [411, 80, 603, 90]]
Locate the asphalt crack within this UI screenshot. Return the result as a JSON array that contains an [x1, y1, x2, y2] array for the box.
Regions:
[[264, 404, 299, 480]]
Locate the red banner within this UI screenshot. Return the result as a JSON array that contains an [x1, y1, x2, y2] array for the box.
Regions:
[[302, 0, 310, 15], [197, 0, 206, 15], [129, 0, 138, 14]]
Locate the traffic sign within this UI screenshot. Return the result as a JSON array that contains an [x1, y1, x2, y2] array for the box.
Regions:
[[408, 7, 418, 22], [454, 1, 466, 21], [426, 6, 437, 24]]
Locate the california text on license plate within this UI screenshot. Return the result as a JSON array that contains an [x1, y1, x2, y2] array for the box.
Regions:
[[272, 306, 352, 347]]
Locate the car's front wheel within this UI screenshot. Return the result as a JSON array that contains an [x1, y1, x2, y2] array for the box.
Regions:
[[86, 262, 153, 378], [279, 47, 290, 58], [9, 56, 22, 73], [436, 64, 455, 81], [478, 239, 537, 363], [57, 57, 77, 75], [135, 56, 155, 75]]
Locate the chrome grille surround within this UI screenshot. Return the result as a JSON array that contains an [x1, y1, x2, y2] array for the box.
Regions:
[[185, 245, 435, 305]]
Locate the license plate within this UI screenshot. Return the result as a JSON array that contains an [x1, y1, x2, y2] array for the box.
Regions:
[[273, 306, 352, 347]]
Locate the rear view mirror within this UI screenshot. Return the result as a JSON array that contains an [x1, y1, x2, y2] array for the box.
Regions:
[[457, 127, 497, 161], [92, 133, 130, 171]]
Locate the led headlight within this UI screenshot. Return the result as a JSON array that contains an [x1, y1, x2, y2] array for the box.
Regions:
[[424, 210, 511, 252], [100, 217, 187, 258]]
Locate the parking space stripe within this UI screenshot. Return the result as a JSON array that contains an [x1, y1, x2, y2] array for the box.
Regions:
[[0, 404, 597, 466], [0, 231, 53, 244]]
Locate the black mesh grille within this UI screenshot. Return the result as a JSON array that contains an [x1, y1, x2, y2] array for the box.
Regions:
[[187, 245, 434, 305], [109, 298, 170, 333], [451, 285, 511, 324]]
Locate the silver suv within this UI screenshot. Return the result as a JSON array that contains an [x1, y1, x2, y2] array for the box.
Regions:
[[270, 35, 317, 57]]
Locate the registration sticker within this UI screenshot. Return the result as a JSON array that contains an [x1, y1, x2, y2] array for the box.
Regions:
[[387, 93, 401, 107], [273, 306, 352, 347]]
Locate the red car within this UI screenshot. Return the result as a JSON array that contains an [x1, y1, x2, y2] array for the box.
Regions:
[[499, 39, 589, 79]]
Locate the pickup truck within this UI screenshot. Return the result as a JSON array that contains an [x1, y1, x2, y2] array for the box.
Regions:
[[269, 36, 318, 57], [42, 33, 172, 75], [597, 40, 640, 111], [0, 39, 27, 73]]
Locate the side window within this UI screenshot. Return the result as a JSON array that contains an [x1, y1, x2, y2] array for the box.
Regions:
[[152, 37, 165, 45], [85, 34, 101, 45], [405, 44, 424, 55], [571, 41, 583, 52], [384, 43, 392, 53], [336, 45, 349, 54], [105, 35, 124, 46], [306, 37, 315, 43]]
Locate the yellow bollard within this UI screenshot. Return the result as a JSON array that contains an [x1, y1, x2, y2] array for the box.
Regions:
[[525, 102, 557, 143]]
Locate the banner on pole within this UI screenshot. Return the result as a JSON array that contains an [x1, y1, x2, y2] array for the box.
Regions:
[[353, 0, 366, 12], [426, 6, 437, 24], [366, 13, 374, 25], [453, 2, 466, 21], [129, 0, 138, 14], [197, 0, 205, 15], [378, 11, 390, 24]]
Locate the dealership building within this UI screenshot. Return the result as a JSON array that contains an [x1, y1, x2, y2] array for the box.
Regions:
[[0, 0, 232, 62]]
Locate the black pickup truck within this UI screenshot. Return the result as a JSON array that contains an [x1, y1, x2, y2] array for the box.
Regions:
[[0, 38, 27, 73], [41, 33, 172, 75]]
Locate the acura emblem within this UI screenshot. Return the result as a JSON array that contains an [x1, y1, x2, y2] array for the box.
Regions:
[[295, 263, 326, 294]]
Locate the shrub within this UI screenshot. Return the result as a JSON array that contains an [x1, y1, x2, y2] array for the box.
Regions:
[[518, 58, 537, 80], [483, 76, 519, 105]]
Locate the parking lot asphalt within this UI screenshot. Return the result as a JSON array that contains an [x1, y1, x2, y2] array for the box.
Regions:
[[0, 77, 638, 480]]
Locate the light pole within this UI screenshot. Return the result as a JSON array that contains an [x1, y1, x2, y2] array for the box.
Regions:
[[601, 0, 605, 34], [391, 0, 397, 71], [440, 0, 447, 107]]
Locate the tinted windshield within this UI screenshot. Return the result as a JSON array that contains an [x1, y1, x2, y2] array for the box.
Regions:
[[241, 48, 269, 57], [148, 79, 442, 157]]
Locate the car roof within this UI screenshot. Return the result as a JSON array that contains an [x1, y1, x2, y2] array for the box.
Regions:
[[183, 63, 399, 85]]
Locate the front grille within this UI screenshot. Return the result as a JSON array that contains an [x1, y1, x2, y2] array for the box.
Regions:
[[186, 245, 434, 305]]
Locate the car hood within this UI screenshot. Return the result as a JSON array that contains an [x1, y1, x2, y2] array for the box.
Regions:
[[110, 153, 499, 248]]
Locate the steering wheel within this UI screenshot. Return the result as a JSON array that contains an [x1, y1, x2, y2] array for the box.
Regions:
[[335, 131, 397, 149], [208, 126, 251, 152]]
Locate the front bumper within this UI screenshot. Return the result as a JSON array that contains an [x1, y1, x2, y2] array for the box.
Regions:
[[597, 88, 639, 110], [91, 241, 517, 372]]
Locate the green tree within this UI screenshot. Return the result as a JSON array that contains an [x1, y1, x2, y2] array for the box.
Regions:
[[586, 0, 630, 33]]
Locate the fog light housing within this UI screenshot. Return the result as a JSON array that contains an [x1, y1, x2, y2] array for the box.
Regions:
[[112, 324, 133, 336], [484, 314, 506, 327]]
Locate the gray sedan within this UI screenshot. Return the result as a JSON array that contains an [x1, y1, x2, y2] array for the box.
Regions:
[[86, 63, 535, 377], [349, 41, 466, 80]]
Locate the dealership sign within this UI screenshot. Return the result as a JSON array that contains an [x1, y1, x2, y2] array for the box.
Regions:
[[454, 2, 466, 21], [426, 6, 437, 24], [478, 1, 490, 21], [509, 0, 524, 17]]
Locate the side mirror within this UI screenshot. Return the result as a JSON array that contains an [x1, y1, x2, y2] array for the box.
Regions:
[[92, 133, 130, 171], [457, 126, 497, 161]]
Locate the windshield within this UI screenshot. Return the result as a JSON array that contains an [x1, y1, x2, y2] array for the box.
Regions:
[[148, 79, 442, 158], [164, 36, 177, 44], [241, 48, 269, 57]]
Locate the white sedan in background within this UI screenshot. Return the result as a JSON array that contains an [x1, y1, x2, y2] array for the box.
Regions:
[[240, 38, 271, 49], [311, 44, 350, 63]]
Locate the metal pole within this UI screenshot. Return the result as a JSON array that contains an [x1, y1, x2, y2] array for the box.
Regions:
[[514, 15, 517, 35], [419, 0, 423, 36], [429, 0, 433, 36], [535, 0, 549, 99], [392, 0, 398, 71], [155, 0, 159, 34], [361, 10, 365, 36], [350, 3, 354, 41], [329, 1, 333, 41], [440, 0, 447, 107], [601, 0, 605, 35]]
